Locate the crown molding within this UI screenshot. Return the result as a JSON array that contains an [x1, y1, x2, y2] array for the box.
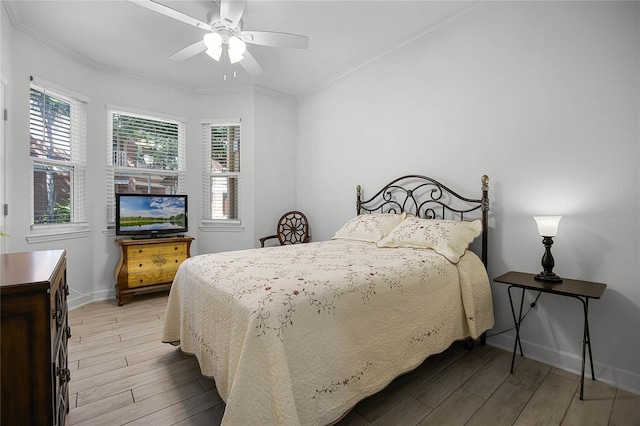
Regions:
[[253, 85, 295, 100], [6, 0, 496, 101], [297, 1, 496, 101], [3, 1, 21, 27], [6, 3, 201, 94], [5, 1, 287, 98], [6, 6, 280, 98], [192, 83, 294, 100]]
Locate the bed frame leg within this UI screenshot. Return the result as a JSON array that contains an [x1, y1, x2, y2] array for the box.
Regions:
[[464, 333, 487, 350]]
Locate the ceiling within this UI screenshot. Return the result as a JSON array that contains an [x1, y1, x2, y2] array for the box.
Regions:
[[5, 0, 480, 97]]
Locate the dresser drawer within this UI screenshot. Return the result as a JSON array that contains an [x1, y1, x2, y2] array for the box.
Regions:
[[127, 243, 188, 260], [127, 269, 180, 288], [127, 253, 186, 273]]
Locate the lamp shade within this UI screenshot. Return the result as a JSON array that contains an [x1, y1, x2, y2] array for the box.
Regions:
[[204, 32, 222, 61], [228, 36, 246, 64], [533, 216, 562, 237]]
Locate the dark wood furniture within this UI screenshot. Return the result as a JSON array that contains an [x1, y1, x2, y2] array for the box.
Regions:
[[494, 271, 607, 400], [1, 249, 70, 425], [115, 236, 194, 305], [259, 211, 310, 247]]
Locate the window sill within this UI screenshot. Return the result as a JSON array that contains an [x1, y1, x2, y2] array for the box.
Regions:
[[199, 220, 244, 233], [27, 224, 90, 244]]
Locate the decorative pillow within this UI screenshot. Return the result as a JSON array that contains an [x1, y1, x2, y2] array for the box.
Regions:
[[376, 217, 482, 263], [332, 213, 406, 243]]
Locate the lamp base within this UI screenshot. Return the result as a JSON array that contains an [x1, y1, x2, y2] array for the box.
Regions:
[[534, 272, 563, 283]]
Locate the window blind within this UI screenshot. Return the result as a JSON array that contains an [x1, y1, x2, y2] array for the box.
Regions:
[[202, 120, 241, 221], [106, 108, 186, 222], [29, 82, 87, 225]]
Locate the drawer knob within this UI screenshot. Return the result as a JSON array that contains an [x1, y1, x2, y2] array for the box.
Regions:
[[139, 264, 143, 267]]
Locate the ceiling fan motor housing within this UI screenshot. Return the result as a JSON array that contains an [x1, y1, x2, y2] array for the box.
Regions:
[[207, 10, 243, 35]]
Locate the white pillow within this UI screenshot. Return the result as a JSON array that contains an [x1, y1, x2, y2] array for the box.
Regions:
[[332, 213, 406, 243], [376, 217, 482, 263]]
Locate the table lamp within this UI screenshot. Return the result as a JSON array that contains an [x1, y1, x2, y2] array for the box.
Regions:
[[533, 216, 563, 283]]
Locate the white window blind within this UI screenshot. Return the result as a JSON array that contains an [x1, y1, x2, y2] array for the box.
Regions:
[[202, 120, 241, 221], [107, 107, 186, 222], [29, 80, 87, 226]]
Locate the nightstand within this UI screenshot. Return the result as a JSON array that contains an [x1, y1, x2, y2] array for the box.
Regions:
[[493, 271, 607, 400]]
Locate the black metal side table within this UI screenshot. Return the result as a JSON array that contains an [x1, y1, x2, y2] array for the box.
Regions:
[[493, 271, 607, 400]]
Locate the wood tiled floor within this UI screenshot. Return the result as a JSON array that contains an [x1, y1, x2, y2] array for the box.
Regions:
[[67, 292, 639, 425]]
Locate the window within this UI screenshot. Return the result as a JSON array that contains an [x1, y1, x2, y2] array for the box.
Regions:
[[107, 107, 186, 223], [202, 120, 241, 224], [29, 80, 87, 229]]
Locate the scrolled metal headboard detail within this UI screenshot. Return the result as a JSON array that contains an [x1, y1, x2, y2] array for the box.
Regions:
[[356, 175, 490, 266]]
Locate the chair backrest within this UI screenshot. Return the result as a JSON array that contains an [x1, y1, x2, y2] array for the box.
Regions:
[[277, 211, 310, 245]]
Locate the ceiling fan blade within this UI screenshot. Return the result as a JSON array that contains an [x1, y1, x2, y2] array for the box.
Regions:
[[169, 40, 207, 61], [220, 0, 246, 27], [129, 0, 211, 31], [241, 31, 309, 49], [239, 50, 263, 77]]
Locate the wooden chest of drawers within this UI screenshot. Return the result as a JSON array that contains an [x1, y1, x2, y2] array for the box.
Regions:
[[115, 236, 194, 305], [0, 250, 69, 426]]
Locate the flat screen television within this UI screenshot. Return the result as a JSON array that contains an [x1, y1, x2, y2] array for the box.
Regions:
[[115, 194, 188, 238]]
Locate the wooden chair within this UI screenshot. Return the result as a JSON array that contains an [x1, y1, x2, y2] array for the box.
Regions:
[[259, 211, 310, 247]]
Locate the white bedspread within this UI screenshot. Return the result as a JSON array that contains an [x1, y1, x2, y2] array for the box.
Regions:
[[162, 239, 494, 425]]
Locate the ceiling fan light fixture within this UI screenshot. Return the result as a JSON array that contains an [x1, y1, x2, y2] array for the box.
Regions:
[[228, 36, 246, 64], [204, 32, 223, 61], [206, 47, 222, 61]]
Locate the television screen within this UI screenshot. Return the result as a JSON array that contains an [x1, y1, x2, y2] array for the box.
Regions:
[[115, 194, 188, 237]]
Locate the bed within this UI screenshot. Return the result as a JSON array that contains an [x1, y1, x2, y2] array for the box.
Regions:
[[162, 174, 494, 425]]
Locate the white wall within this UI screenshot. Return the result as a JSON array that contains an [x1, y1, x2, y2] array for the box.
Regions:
[[254, 90, 298, 243], [1, 7, 296, 305], [192, 89, 298, 252], [296, 1, 640, 394], [193, 89, 256, 254]]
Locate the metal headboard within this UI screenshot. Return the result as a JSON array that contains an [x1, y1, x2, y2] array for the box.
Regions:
[[356, 175, 490, 266]]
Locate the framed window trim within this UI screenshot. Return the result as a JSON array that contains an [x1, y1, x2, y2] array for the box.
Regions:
[[200, 118, 243, 232], [199, 219, 244, 232], [26, 223, 90, 244], [106, 104, 187, 226], [27, 77, 89, 243]]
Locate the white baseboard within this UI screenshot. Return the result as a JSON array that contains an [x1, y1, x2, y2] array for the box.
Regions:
[[488, 332, 640, 396], [68, 288, 116, 310]]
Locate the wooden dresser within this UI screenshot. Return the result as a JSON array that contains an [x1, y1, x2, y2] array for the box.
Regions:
[[115, 236, 194, 305], [0, 249, 69, 426]]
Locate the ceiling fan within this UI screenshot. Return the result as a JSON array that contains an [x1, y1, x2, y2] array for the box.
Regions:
[[130, 0, 309, 77]]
